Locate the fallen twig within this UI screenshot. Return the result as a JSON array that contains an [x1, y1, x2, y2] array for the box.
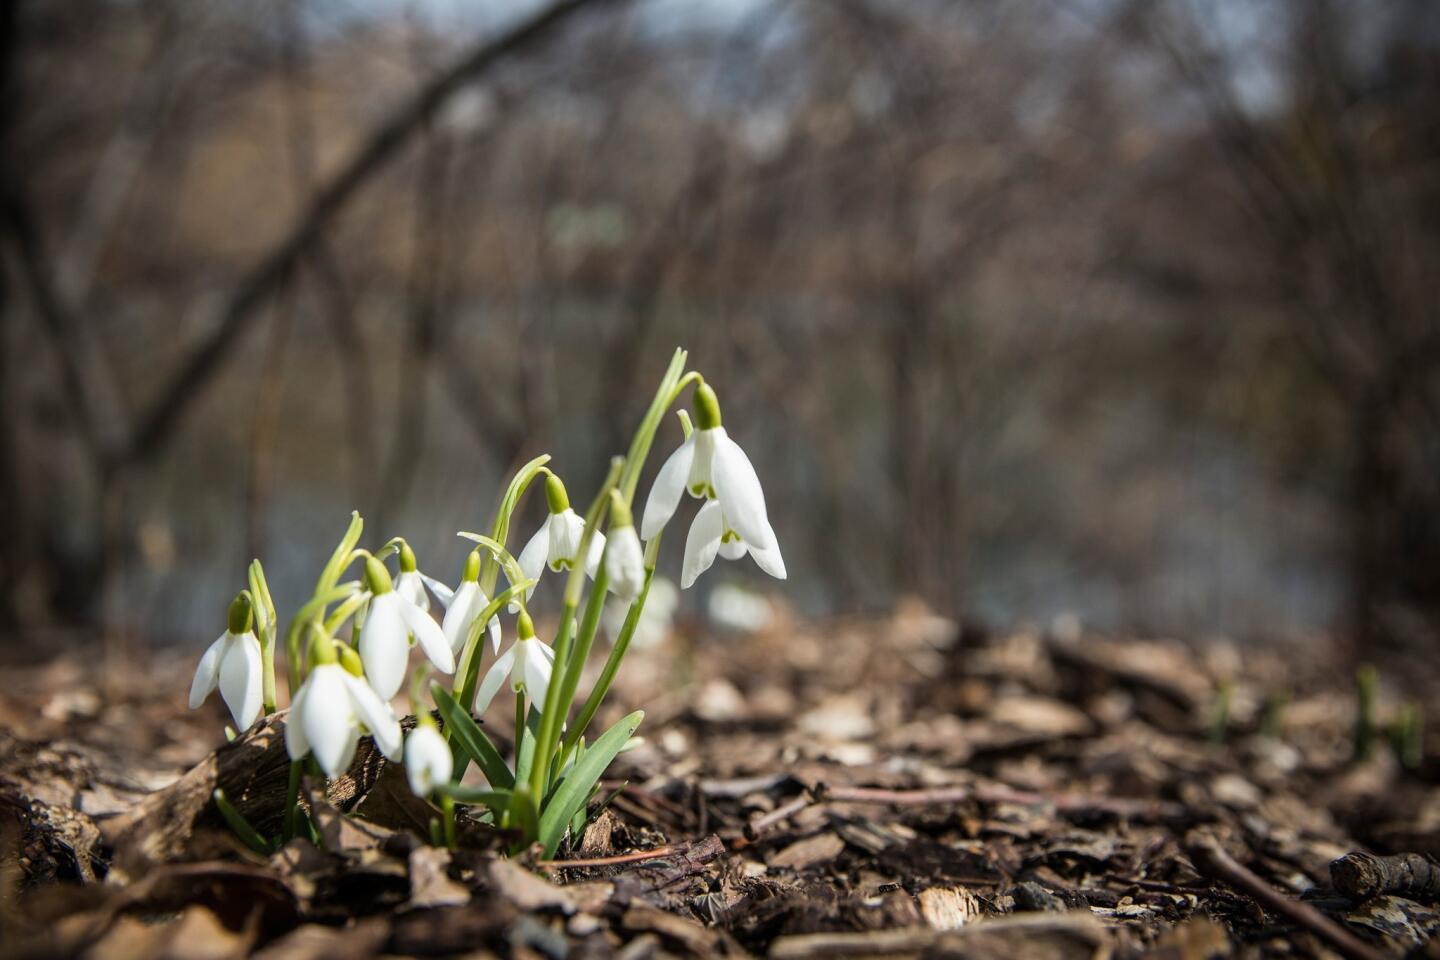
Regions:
[[538, 845, 679, 869], [1331, 850, 1440, 903], [745, 794, 814, 839], [1186, 833, 1387, 960]]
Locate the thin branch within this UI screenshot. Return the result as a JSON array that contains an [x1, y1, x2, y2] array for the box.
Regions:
[[1186, 833, 1387, 960], [117, 0, 622, 470]]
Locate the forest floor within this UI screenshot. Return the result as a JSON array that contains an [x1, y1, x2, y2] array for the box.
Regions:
[[1, 603, 1438, 959]]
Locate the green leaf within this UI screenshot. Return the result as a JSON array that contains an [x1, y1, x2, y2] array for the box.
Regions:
[[537, 710, 643, 857], [433, 684, 514, 789], [213, 789, 272, 855], [508, 787, 540, 850], [442, 784, 513, 810]]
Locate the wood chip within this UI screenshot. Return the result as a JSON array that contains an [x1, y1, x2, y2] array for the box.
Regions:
[[768, 832, 846, 871]]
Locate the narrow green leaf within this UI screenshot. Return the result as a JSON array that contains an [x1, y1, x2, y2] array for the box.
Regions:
[[213, 789, 272, 855], [537, 710, 643, 857], [442, 785, 513, 810], [433, 684, 514, 789]]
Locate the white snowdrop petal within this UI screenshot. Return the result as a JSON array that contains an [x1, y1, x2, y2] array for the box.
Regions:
[[711, 432, 775, 551], [605, 526, 646, 601], [550, 510, 585, 571], [303, 666, 357, 777], [398, 595, 454, 674], [405, 725, 453, 796], [396, 570, 429, 612], [719, 536, 748, 561], [640, 435, 695, 539], [688, 429, 717, 497], [343, 672, 403, 760], [358, 593, 410, 702], [284, 679, 311, 761], [419, 573, 456, 610], [219, 631, 265, 731], [517, 522, 550, 583], [472, 646, 516, 715], [520, 642, 553, 715], [585, 529, 607, 579], [748, 537, 787, 580], [681, 500, 726, 589], [442, 581, 480, 653], [188, 634, 227, 709]]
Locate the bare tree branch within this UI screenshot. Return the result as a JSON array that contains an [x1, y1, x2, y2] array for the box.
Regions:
[[117, 0, 622, 470]]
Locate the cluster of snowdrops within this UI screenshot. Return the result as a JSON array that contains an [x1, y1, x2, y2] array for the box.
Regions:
[[187, 350, 784, 855]]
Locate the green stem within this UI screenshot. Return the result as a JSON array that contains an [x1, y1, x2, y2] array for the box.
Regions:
[[282, 760, 302, 841], [565, 566, 654, 753], [441, 793, 457, 849]]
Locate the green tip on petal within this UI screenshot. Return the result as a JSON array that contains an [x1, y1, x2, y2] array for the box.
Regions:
[[517, 608, 536, 640], [462, 549, 482, 583], [308, 626, 339, 666], [545, 474, 570, 514], [365, 555, 394, 595], [694, 381, 722, 430], [399, 541, 418, 573], [338, 643, 364, 677], [228, 593, 254, 635], [609, 489, 633, 530]]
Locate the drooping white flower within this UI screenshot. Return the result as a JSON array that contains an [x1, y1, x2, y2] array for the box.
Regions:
[[473, 611, 556, 715], [604, 492, 647, 603], [404, 723, 453, 797], [189, 594, 265, 731], [681, 499, 786, 589], [393, 540, 429, 612], [286, 658, 403, 778], [641, 383, 778, 558], [358, 557, 454, 702], [513, 474, 604, 606], [422, 549, 502, 655]]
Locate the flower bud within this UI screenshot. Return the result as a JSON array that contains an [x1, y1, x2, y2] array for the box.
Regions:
[[517, 608, 536, 640], [398, 541, 418, 573], [545, 474, 570, 514], [227, 593, 254, 635], [462, 549, 482, 584], [338, 643, 365, 677], [609, 490, 633, 530], [365, 555, 394, 595], [694, 382, 722, 431]]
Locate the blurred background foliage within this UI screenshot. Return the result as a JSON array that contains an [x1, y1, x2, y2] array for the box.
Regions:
[[2, 0, 1438, 661]]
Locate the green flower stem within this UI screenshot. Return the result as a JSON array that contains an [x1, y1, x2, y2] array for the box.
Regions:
[[440, 792, 457, 849], [282, 582, 361, 694], [529, 601, 577, 801], [526, 458, 623, 803], [478, 454, 552, 598], [282, 759, 303, 841], [564, 564, 654, 756], [619, 349, 690, 504], [323, 590, 371, 636]]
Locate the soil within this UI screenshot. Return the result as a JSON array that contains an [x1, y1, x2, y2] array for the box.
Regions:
[[1, 603, 1437, 959]]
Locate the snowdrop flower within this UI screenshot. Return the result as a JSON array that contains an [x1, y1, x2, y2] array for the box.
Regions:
[[641, 383, 779, 561], [189, 594, 265, 731], [404, 722, 453, 797], [358, 556, 454, 702], [681, 499, 786, 588], [473, 610, 556, 715], [422, 549, 502, 655], [393, 541, 429, 612], [286, 637, 402, 778], [513, 474, 604, 608], [604, 492, 647, 603]]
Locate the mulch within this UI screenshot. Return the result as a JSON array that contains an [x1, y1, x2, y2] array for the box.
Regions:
[[1, 603, 1437, 958]]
